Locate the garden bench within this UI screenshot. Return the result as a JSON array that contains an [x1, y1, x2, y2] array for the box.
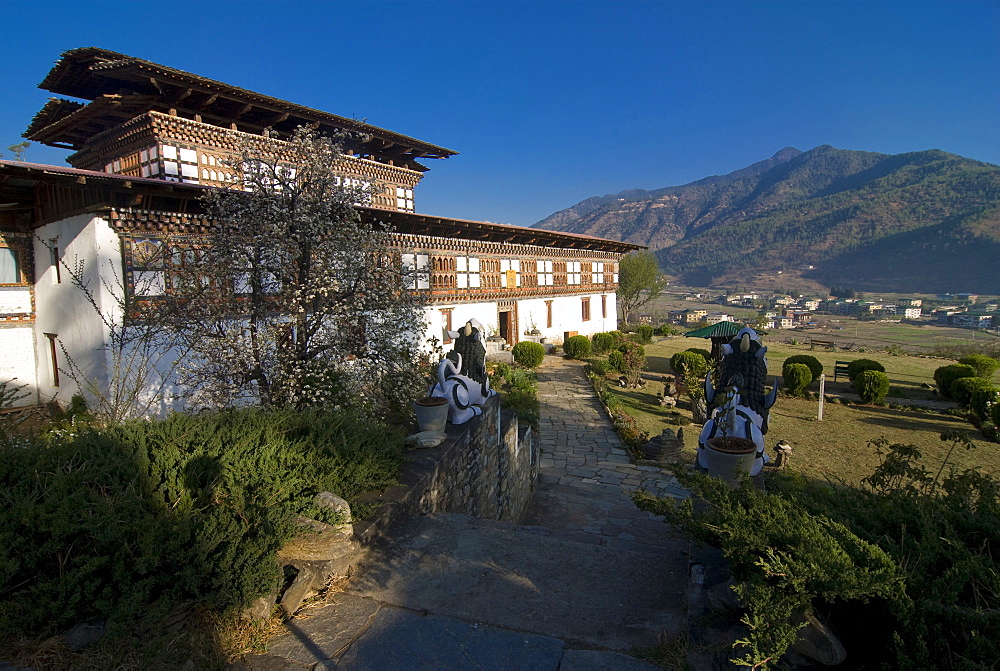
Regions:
[[834, 360, 850, 382]]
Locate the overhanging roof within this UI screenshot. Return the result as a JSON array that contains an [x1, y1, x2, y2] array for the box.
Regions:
[[0, 160, 643, 254], [684, 321, 746, 339], [27, 47, 457, 164]]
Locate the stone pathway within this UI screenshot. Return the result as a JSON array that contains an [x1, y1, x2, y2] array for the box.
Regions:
[[243, 355, 690, 670]]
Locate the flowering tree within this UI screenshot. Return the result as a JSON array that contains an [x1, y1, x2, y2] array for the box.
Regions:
[[173, 128, 426, 411]]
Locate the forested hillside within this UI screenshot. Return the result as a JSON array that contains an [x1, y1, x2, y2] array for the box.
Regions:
[[534, 146, 1000, 293]]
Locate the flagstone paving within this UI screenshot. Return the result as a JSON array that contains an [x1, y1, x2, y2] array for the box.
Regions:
[[242, 355, 690, 670]]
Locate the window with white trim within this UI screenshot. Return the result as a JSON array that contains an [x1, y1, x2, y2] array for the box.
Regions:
[[395, 186, 415, 212], [568, 260, 581, 285], [500, 259, 520, 288], [593, 261, 604, 284], [456, 256, 481, 289], [402, 253, 431, 290], [536, 259, 553, 286]]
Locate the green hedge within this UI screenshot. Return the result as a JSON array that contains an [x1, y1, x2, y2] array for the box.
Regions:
[[0, 408, 403, 639], [783, 354, 823, 381], [951, 377, 996, 406], [856, 370, 891, 404], [959, 354, 1000, 379], [846, 358, 885, 383], [563, 335, 592, 359], [783, 363, 813, 396], [671, 351, 709, 379], [934, 364, 977, 399], [608, 350, 625, 373], [970, 387, 1000, 421], [636, 324, 654, 344], [511, 341, 545, 368]]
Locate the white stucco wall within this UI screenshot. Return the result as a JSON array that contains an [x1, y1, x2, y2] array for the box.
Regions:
[[0, 326, 39, 405], [33, 214, 124, 407], [424, 291, 618, 350]]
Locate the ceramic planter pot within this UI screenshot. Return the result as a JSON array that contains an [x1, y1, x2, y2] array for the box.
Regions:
[[414, 396, 449, 433], [705, 436, 757, 486]]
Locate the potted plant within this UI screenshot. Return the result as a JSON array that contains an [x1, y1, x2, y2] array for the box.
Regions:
[[703, 387, 757, 485], [525, 314, 541, 337], [413, 395, 449, 433]]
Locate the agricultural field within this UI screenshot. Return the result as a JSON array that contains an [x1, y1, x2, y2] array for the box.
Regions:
[[594, 326, 1000, 486]]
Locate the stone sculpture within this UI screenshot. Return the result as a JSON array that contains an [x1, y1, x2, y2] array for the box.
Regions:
[[428, 353, 496, 425], [697, 327, 778, 476]]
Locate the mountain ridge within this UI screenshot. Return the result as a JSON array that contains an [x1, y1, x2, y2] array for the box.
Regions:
[[533, 145, 1000, 293]]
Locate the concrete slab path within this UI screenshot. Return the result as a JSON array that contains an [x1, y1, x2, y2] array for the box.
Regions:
[[245, 355, 690, 670]]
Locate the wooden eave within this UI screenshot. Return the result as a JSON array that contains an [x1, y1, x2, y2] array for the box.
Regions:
[[35, 48, 457, 163], [24, 95, 160, 148], [357, 207, 644, 254]]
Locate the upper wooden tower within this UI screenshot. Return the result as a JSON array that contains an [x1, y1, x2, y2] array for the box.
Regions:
[[23, 48, 457, 212]]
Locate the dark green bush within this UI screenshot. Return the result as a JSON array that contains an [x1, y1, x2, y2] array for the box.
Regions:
[[607, 350, 625, 373], [586, 359, 610, 377], [563, 335, 592, 359], [511, 341, 545, 369], [991, 402, 1000, 426], [0, 408, 402, 639], [655, 324, 680, 336], [497, 368, 540, 428], [783, 363, 813, 395], [969, 387, 1000, 420], [846, 358, 885, 383], [591, 332, 616, 354], [782, 354, 823, 381], [950, 377, 996, 407], [959, 354, 1000, 379], [856, 370, 891, 404], [686, 347, 712, 362], [636, 324, 653, 344], [934, 364, 977, 398], [670, 350, 709, 379]]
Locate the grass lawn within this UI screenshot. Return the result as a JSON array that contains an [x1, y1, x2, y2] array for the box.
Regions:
[[593, 327, 1000, 486]]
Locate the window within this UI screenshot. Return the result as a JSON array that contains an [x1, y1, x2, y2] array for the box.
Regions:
[[0, 247, 21, 284], [44, 333, 59, 387], [602, 295, 607, 318], [545, 300, 553, 328], [536, 260, 553, 286], [500, 259, 520, 288], [582, 297, 591, 321], [395, 186, 415, 212], [46, 239, 61, 284], [456, 256, 481, 289], [402, 253, 430, 290], [441, 308, 453, 344], [593, 261, 604, 284], [567, 261, 581, 285]]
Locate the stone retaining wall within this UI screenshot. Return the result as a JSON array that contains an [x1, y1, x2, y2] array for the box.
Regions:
[[354, 396, 538, 546]]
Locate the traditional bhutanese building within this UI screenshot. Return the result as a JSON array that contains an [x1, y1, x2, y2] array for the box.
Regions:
[[0, 47, 639, 408]]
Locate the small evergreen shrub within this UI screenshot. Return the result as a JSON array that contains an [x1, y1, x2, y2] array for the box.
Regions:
[[607, 330, 626, 346], [783, 354, 823, 381], [586, 359, 610, 377], [950, 377, 996, 407], [846, 358, 885, 383], [511, 341, 545, 369], [783, 363, 813, 396], [934, 364, 977, 399], [563, 335, 592, 359], [959, 354, 1000, 379], [655, 324, 680, 336], [686, 347, 712, 362], [857, 370, 891, 404], [497, 368, 540, 428], [608, 350, 625, 373], [969, 387, 1000, 420], [591, 332, 615, 354], [670, 351, 709, 378], [636, 324, 654, 344], [991, 402, 1000, 426]]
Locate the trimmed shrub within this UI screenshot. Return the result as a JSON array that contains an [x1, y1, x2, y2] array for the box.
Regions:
[[563, 335, 592, 359], [607, 330, 626, 346], [655, 324, 680, 336], [636, 324, 654, 344], [969, 387, 1000, 420], [857, 370, 891, 404], [608, 350, 625, 373], [847, 358, 885, 383], [951, 377, 996, 406], [686, 347, 712, 362], [587, 359, 610, 377], [959, 355, 1000, 379], [511, 341, 545, 369], [935, 364, 977, 398], [591, 332, 616, 354], [671, 351, 709, 378], [783, 354, 823, 381], [783, 363, 813, 396]]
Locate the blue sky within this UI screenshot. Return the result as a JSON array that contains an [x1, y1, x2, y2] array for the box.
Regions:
[[1, 0, 997, 227]]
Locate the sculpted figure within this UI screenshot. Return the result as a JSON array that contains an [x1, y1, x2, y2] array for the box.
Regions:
[[428, 352, 496, 425]]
